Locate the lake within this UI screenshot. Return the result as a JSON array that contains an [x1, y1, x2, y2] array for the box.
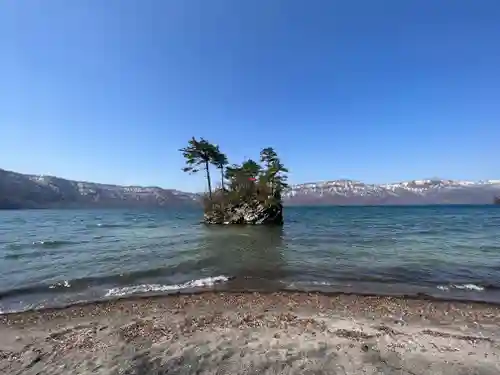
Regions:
[[1, 206, 499, 312]]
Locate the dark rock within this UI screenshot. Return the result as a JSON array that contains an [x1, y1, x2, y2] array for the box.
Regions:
[[203, 201, 283, 225]]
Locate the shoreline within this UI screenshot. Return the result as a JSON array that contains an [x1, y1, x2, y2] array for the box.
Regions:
[[4, 290, 500, 326], [2, 291, 500, 374], [1, 280, 498, 316]]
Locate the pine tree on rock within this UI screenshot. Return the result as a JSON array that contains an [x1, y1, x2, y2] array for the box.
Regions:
[[212, 146, 229, 190], [260, 147, 288, 197], [241, 159, 261, 179], [179, 137, 219, 199], [180, 138, 289, 225]]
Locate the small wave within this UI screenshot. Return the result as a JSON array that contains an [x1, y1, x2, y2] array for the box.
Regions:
[[0, 280, 74, 300], [32, 240, 78, 248], [88, 223, 131, 229], [286, 280, 490, 296], [105, 275, 230, 297], [309, 281, 486, 292], [3, 252, 40, 260], [5, 240, 78, 251], [310, 281, 336, 286], [286, 281, 339, 288], [437, 284, 485, 292], [48, 281, 71, 289]]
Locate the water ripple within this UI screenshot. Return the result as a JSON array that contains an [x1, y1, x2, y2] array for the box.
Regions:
[[1, 206, 500, 312]]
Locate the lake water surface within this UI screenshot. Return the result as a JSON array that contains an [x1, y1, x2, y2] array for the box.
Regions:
[[1, 206, 500, 312]]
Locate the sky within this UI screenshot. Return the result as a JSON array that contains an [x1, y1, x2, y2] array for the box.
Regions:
[[1, 1, 499, 192]]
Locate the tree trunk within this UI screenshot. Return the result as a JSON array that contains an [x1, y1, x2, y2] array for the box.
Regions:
[[267, 162, 274, 196], [220, 167, 224, 190], [205, 161, 212, 199]]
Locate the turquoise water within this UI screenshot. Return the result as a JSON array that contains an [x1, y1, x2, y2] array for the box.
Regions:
[[0, 206, 499, 312]]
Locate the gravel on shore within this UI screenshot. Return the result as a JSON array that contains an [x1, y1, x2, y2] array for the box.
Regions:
[[2, 291, 500, 374]]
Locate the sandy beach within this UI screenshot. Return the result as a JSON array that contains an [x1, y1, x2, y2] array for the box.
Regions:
[[1, 292, 500, 374]]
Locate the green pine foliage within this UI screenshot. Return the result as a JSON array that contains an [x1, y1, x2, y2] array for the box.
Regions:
[[179, 139, 289, 211], [179, 137, 220, 199]]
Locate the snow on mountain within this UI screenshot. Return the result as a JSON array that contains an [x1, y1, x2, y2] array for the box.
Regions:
[[285, 179, 500, 205], [0, 169, 199, 209], [1, 167, 499, 208]]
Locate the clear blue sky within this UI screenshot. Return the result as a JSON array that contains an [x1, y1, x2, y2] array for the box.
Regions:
[[1, 1, 499, 192]]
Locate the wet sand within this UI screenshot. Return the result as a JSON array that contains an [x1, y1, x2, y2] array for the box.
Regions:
[[1, 292, 500, 374]]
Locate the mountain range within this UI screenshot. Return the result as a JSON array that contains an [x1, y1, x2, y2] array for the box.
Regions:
[[1, 168, 499, 209], [0, 168, 198, 209], [286, 179, 500, 205]]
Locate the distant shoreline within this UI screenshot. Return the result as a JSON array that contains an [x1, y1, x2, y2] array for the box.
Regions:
[[2, 203, 500, 210], [2, 168, 500, 208]]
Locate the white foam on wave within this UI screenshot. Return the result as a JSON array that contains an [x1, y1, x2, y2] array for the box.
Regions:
[[105, 275, 230, 297], [48, 280, 71, 289], [289, 281, 486, 294], [33, 240, 57, 245], [437, 284, 485, 292], [286, 281, 338, 288], [311, 281, 336, 286]]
